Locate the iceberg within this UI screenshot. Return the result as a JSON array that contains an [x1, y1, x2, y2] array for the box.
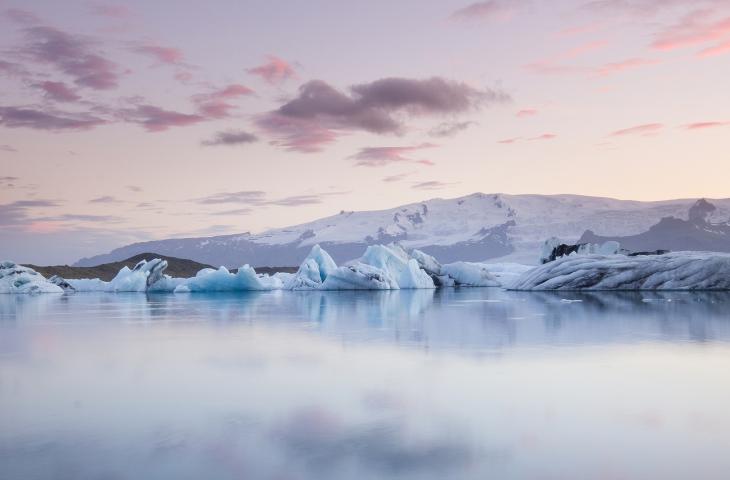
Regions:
[[0, 261, 63, 294], [69, 259, 173, 292], [8, 243, 527, 294], [510, 251, 730, 290], [284, 245, 338, 290], [440, 262, 501, 287], [411, 249, 499, 287], [286, 244, 435, 290], [539, 237, 621, 264], [175, 265, 283, 292]]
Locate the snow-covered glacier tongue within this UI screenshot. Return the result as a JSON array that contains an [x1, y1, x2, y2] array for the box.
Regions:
[[509, 251, 730, 291]]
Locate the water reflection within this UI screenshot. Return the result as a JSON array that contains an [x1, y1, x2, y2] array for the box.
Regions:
[[2, 290, 730, 479], [2, 289, 729, 351]]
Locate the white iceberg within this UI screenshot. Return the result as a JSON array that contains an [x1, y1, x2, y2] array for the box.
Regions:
[[510, 251, 730, 290], [441, 262, 501, 287], [539, 237, 621, 264], [0, 261, 63, 294], [8, 243, 516, 294], [411, 249, 500, 287], [70, 259, 172, 292], [175, 265, 283, 292], [285, 244, 435, 290], [284, 245, 338, 290]]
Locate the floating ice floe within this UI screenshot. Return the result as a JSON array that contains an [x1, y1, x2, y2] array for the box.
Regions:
[[509, 251, 730, 290], [0, 261, 63, 294]]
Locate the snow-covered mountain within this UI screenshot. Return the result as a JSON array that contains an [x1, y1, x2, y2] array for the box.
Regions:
[[75, 193, 730, 267]]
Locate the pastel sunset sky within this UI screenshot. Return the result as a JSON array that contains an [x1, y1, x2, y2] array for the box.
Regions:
[[2, 0, 730, 263]]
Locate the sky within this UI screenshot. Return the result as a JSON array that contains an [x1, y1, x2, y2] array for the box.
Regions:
[[1, 0, 730, 264]]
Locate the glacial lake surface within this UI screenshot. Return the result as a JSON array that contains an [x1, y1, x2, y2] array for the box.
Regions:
[[2, 288, 730, 480]]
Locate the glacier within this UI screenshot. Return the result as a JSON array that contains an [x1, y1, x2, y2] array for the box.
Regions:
[[509, 251, 730, 291]]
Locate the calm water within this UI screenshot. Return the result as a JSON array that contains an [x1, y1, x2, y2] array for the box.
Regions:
[[1, 289, 730, 480]]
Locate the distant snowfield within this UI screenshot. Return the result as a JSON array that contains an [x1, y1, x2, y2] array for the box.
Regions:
[[75, 193, 730, 268]]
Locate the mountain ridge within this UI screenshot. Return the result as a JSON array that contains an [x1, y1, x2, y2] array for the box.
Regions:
[[75, 193, 730, 268]]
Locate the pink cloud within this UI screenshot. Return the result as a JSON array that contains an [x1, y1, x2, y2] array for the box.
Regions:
[[525, 41, 608, 76], [247, 55, 297, 85], [611, 123, 664, 136], [36, 81, 81, 102], [652, 10, 730, 51], [595, 57, 658, 76], [516, 108, 538, 118], [555, 22, 605, 37], [211, 84, 255, 99], [497, 137, 521, 144], [699, 38, 730, 56], [192, 84, 255, 119], [134, 44, 184, 64], [350, 143, 437, 167], [529, 133, 557, 140], [683, 121, 729, 130]]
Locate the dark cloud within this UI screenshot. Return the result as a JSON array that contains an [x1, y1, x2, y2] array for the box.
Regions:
[[89, 195, 122, 203], [36, 213, 123, 223], [257, 77, 509, 152], [382, 172, 415, 183], [117, 104, 205, 132], [0, 106, 106, 131], [196, 190, 346, 208], [87, 3, 133, 19], [350, 143, 437, 167], [1, 145, 18, 152], [412, 180, 458, 190], [35, 81, 81, 102], [4, 8, 41, 25], [267, 195, 325, 206], [450, 1, 523, 21], [0, 176, 19, 188], [126, 185, 143, 192], [428, 121, 476, 137], [0, 199, 60, 226], [19, 26, 121, 90], [0, 60, 29, 77], [211, 208, 254, 216], [202, 130, 259, 146], [197, 191, 268, 205]]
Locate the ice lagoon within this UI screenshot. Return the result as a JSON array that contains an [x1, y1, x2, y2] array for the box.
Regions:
[[2, 288, 730, 480]]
